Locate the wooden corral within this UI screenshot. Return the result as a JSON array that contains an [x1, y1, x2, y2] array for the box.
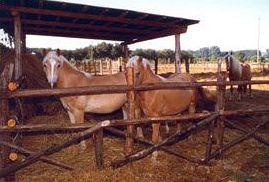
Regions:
[[0, 1, 268, 181]]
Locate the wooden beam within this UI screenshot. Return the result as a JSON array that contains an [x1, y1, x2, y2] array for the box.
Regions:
[[1, 80, 269, 99], [0, 17, 153, 35], [122, 27, 187, 45], [175, 34, 181, 73], [12, 11, 22, 80], [25, 30, 127, 41], [23, 27, 131, 41], [0, 5, 184, 29]]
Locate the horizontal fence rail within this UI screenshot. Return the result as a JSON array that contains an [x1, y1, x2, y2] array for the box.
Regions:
[[1, 108, 268, 134], [1, 80, 269, 99]]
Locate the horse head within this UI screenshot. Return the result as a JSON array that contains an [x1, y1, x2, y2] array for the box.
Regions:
[[126, 56, 151, 85], [42, 49, 64, 88], [224, 52, 233, 72]]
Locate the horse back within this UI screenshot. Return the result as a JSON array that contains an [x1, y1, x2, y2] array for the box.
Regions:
[[241, 63, 251, 81]]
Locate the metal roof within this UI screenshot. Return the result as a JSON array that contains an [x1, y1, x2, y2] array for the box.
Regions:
[[0, 0, 199, 45]]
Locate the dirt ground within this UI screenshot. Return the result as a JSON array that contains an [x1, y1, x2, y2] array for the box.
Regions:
[[15, 71, 269, 182]]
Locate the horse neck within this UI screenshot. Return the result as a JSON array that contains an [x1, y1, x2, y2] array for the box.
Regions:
[[141, 65, 160, 83], [57, 60, 85, 87]]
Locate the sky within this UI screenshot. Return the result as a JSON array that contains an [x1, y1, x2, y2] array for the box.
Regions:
[[3, 0, 269, 51]]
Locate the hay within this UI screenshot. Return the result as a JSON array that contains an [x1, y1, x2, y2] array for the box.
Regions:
[[16, 88, 269, 182]]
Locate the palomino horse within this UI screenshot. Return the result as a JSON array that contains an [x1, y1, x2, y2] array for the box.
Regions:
[[127, 56, 210, 160], [42, 49, 128, 147], [225, 54, 252, 100]]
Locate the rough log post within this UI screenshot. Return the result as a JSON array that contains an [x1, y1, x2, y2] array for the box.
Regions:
[[123, 44, 128, 71], [126, 67, 135, 154], [99, 60, 103, 75], [204, 119, 215, 162], [175, 34, 181, 73], [93, 129, 104, 169], [0, 65, 16, 181], [109, 59, 112, 74], [94, 60, 97, 75], [12, 11, 22, 80], [21, 32, 26, 53], [154, 59, 158, 74], [216, 59, 226, 151], [119, 58, 122, 72], [185, 58, 190, 73]]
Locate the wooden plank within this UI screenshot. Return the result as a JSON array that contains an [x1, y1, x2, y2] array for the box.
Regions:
[[175, 34, 181, 73]]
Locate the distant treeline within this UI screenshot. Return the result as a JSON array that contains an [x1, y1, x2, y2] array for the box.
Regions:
[[5, 42, 269, 63]]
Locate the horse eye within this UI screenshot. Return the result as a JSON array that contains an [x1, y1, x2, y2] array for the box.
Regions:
[[43, 64, 47, 68], [136, 72, 140, 77], [57, 64, 60, 68]]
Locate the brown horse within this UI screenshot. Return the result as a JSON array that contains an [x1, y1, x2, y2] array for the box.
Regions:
[[225, 55, 252, 100], [42, 49, 128, 147], [127, 56, 210, 160]]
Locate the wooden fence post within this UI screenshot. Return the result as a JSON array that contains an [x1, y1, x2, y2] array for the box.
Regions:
[[99, 60, 103, 75], [0, 64, 16, 181], [126, 67, 135, 154], [185, 58, 190, 73], [175, 34, 181, 73], [216, 59, 226, 152], [12, 11, 22, 80], [154, 59, 158, 74], [93, 128, 104, 169]]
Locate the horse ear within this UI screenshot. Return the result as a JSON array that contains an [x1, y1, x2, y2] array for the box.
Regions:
[[56, 49, 61, 56], [42, 49, 48, 57], [137, 56, 143, 64]]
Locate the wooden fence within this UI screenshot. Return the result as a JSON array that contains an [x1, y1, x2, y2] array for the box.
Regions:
[[0, 65, 269, 179]]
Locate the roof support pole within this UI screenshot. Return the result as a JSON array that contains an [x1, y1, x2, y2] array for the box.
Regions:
[[175, 34, 181, 73], [22, 32, 26, 53], [122, 44, 129, 71], [12, 11, 22, 80]]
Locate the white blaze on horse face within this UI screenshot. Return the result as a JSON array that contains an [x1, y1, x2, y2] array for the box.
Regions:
[[43, 51, 62, 88]]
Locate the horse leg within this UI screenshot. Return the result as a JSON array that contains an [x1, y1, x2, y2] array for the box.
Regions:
[[72, 108, 86, 149], [165, 122, 170, 134], [152, 123, 160, 162], [229, 85, 233, 101], [249, 84, 253, 98], [237, 85, 242, 101], [188, 102, 196, 141], [67, 111, 76, 124]]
